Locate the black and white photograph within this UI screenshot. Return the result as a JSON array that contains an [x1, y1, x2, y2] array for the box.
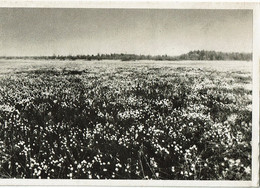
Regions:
[[0, 1, 259, 186]]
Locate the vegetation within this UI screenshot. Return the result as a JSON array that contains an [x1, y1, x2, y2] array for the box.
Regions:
[[0, 50, 252, 61], [0, 62, 252, 180]]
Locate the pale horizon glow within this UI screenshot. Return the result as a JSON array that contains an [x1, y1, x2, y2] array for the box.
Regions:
[[0, 8, 253, 56]]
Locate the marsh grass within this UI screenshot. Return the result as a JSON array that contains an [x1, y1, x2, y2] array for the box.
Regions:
[[0, 61, 252, 180]]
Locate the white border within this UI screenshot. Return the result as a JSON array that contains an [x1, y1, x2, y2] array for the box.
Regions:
[[0, 0, 258, 9], [0, 179, 253, 186], [0, 1, 259, 187], [252, 3, 260, 187]]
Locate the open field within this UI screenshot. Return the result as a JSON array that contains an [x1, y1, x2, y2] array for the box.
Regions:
[[0, 59, 253, 74], [0, 60, 252, 180]]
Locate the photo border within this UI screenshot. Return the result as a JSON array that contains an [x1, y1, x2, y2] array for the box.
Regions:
[[0, 1, 259, 187]]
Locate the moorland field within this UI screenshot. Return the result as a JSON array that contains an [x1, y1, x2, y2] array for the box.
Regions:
[[0, 60, 252, 180]]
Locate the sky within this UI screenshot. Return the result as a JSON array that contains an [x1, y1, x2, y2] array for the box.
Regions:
[[0, 8, 253, 56]]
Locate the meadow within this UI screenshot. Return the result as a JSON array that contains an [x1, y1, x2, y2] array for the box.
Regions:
[[0, 60, 252, 180]]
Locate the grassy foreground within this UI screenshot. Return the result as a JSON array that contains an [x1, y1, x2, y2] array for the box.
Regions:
[[0, 61, 252, 179]]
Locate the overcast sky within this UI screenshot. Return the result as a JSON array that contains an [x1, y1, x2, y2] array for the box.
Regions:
[[0, 8, 252, 56]]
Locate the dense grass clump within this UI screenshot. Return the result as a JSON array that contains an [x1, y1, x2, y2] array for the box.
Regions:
[[0, 65, 251, 180]]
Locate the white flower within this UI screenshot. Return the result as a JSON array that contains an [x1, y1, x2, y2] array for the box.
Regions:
[[235, 159, 241, 164], [245, 166, 251, 174]]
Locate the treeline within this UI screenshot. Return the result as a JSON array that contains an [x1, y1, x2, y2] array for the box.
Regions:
[[0, 50, 252, 61], [178, 50, 252, 61]]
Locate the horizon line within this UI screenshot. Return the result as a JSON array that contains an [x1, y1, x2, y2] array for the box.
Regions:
[[0, 50, 253, 58]]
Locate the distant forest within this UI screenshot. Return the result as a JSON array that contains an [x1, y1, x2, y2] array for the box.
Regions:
[[0, 50, 252, 61]]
